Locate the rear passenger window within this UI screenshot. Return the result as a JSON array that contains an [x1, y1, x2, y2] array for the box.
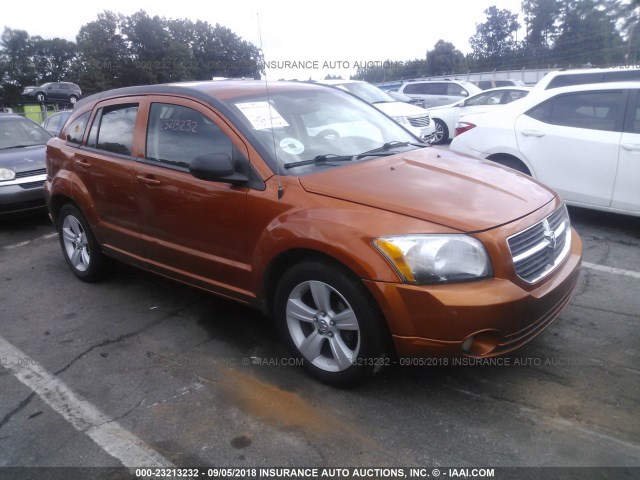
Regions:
[[525, 91, 624, 132], [90, 104, 138, 155], [626, 93, 640, 134], [145, 103, 232, 170], [65, 112, 90, 145]]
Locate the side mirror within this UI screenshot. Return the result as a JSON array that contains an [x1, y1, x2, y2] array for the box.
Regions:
[[457, 100, 465, 107], [190, 153, 248, 185]]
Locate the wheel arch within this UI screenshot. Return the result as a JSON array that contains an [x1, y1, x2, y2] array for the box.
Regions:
[[486, 152, 533, 176]]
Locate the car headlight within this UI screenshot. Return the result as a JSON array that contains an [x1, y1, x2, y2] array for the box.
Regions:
[[0, 168, 16, 181], [373, 234, 492, 284], [392, 116, 410, 126]]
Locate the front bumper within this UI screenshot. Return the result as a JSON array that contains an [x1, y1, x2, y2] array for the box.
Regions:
[[0, 177, 47, 217], [364, 229, 582, 358]]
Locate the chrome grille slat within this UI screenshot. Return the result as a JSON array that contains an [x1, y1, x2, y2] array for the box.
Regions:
[[408, 115, 431, 127], [508, 206, 572, 283]]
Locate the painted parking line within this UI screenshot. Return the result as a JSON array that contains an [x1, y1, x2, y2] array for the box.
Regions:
[[583, 262, 640, 280], [2, 232, 58, 250], [0, 335, 174, 468]]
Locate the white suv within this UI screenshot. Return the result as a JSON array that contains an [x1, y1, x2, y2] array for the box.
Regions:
[[397, 80, 482, 108]]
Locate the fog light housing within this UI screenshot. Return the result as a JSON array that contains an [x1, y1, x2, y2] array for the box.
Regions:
[[461, 330, 501, 356]]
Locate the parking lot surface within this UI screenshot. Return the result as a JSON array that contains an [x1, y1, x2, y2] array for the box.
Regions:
[[1, 206, 639, 474]]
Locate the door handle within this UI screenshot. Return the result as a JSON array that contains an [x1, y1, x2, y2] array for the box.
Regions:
[[520, 129, 545, 138], [75, 159, 90, 168], [621, 143, 640, 152], [136, 175, 161, 186]]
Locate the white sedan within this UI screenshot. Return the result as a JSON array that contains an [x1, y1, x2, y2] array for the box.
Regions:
[[426, 87, 530, 144], [450, 82, 640, 216]]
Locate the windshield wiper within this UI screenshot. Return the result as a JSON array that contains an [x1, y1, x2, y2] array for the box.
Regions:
[[284, 154, 355, 169], [360, 140, 427, 156], [284, 151, 398, 169]]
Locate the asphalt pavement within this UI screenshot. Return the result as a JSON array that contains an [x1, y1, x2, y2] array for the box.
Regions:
[[0, 206, 639, 477]]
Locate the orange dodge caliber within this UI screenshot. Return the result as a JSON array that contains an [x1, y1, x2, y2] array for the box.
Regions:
[[45, 81, 582, 385]]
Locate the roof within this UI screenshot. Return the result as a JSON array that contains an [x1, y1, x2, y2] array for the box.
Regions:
[[75, 80, 327, 109]]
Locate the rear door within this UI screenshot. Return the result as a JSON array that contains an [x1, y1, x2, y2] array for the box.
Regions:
[[514, 89, 625, 207], [133, 97, 253, 299], [613, 90, 640, 212], [71, 99, 144, 257]]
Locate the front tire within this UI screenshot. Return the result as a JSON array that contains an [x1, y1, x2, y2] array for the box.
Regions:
[[58, 204, 112, 282], [36, 92, 46, 103], [69, 95, 78, 105], [431, 119, 449, 145], [274, 259, 389, 386]]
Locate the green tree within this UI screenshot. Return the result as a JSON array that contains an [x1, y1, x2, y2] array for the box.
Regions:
[[427, 40, 466, 75], [521, 0, 560, 65], [552, 0, 625, 66], [32, 37, 78, 83], [469, 7, 521, 70], [0, 28, 38, 102], [605, 0, 640, 63], [75, 11, 129, 94]]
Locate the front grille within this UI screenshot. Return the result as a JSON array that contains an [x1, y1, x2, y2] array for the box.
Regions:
[[19, 180, 45, 189], [408, 115, 431, 127], [508, 206, 571, 283], [15, 168, 47, 179]]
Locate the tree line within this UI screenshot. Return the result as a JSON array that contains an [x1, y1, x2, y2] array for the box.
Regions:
[[353, 0, 640, 82], [0, 10, 263, 103], [1, 1, 639, 101]]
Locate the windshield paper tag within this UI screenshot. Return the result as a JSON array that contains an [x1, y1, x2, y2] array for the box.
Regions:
[[236, 102, 289, 130]]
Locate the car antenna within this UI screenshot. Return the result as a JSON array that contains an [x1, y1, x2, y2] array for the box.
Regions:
[[257, 13, 284, 200]]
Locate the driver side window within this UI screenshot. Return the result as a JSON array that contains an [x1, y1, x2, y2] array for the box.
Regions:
[[145, 103, 233, 170]]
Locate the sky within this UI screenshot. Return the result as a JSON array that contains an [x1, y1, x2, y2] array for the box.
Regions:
[[1, 0, 525, 80]]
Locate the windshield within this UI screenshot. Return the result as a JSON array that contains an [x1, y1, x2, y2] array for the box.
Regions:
[[0, 117, 52, 149], [226, 87, 421, 175], [335, 82, 395, 104]]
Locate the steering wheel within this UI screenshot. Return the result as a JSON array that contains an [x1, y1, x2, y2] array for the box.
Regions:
[[315, 129, 340, 140]]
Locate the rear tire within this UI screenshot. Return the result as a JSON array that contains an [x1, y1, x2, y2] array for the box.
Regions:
[[274, 259, 390, 386], [58, 204, 113, 282]]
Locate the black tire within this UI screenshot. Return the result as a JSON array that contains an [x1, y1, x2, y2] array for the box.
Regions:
[[274, 259, 390, 386], [68, 95, 78, 105], [36, 92, 46, 103], [432, 119, 449, 145], [57, 204, 113, 282]]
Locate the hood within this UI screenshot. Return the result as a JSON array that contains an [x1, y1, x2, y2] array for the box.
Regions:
[[0, 145, 47, 173], [374, 101, 429, 117], [299, 147, 555, 232]]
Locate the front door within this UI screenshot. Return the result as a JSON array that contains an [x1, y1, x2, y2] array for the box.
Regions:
[[133, 98, 253, 299]]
